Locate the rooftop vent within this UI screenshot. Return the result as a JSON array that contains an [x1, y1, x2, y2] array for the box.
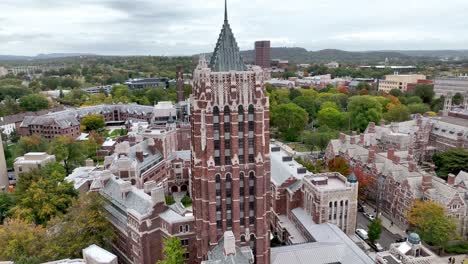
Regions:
[[271, 146, 281, 152], [282, 156, 293, 162], [297, 167, 307, 174]]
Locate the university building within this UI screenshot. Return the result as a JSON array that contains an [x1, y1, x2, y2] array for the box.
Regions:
[[190, 2, 271, 263]]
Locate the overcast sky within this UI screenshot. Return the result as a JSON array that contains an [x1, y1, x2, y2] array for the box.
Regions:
[[1, 0, 468, 56]]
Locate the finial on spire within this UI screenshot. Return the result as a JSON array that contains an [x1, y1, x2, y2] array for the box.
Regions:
[[224, 0, 228, 21]]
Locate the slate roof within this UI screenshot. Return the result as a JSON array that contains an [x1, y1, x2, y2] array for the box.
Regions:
[[20, 104, 153, 128], [99, 176, 154, 217], [274, 208, 374, 264], [209, 0, 246, 72]]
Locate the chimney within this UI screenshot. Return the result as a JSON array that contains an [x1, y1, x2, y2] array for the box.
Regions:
[[85, 158, 94, 167], [416, 114, 423, 127], [392, 155, 400, 164], [135, 145, 144, 162], [350, 131, 357, 144], [147, 138, 157, 154], [223, 231, 236, 256], [368, 146, 376, 163], [100, 170, 112, 185], [359, 134, 365, 145], [408, 161, 417, 172], [339, 133, 346, 143], [380, 119, 385, 126], [430, 163, 436, 174], [144, 180, 157, 194], [151, 185, 166, 205], [120, 181, 132, 198], [422, 174, 432, 190], [368, 122, 376, 133], [447, 173, 456, 186], [387, 148, 395, 161]]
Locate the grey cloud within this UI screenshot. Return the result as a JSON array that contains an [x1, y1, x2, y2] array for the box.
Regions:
[[1, 0, 468, 55]]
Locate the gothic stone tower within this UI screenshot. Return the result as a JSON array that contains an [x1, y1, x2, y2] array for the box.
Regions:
[[190, 2, 271, 263]]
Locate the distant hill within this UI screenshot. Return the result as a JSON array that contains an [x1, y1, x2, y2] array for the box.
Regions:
[[0, 53, 95, 62], [394, 50, 468, 59], [240, 48, 414, 64]]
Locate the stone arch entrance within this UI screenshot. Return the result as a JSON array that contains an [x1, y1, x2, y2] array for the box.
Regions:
[[181, 185, 188, 192], [171, 186, 179, 193]]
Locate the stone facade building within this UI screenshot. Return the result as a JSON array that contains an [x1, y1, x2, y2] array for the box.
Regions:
[[14, 152, 56, 176], [190, 3, 271, 263], [255, 41, 271, 69]]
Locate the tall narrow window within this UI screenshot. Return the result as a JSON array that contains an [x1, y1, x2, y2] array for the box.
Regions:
[[238, 105, 244, 164], [224, 106, 231, 165], [213, 107, 220, 165], [249, 171, 255, 225], [215, 174, 222, 228], [248, 105, 255, 163]]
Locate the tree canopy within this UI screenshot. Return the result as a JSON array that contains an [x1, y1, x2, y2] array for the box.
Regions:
[[48, 136, 86, 174], [407, 200, 457, 247], [271, 103, 308, 141], [432, 149, 468, 179], [18, 94, 50, 112], [348, 95, 383, 132], [80, 114, 106, 132], [368, 218, 382, 243], [156, 237, 187, 264]]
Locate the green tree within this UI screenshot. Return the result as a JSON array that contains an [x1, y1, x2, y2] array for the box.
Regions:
[[317, 107, 346, 130], [348, 95, 383, 132], [271, 103, 308, 141], [0, 218, 48, 263], [368, 218, 382, 243], [452, 92, 464, 105], [384, 104, 411, 122], [407, 200, 457, 247], [293, 96, 319, 120], [389, 89, 402, 97], [60, 78, 81, 89], [288, 88, 302, 101], [413, 84, 435, 104], [48, 136, 86, 174], [0, 192, 14, 224], [432, 149, 468, 179], [80, 114, 106, 132], [43, 193, 115, 259], [157, 237, 187, 264], [11, 163, 77, 225], [18, 94, 50, 112], [408, 103, 430, 114], [406, 96, 423, 105], [15, 134, 49, 157]]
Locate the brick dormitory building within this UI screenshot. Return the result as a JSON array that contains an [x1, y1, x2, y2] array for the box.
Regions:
[[325, 111, 468, 238]]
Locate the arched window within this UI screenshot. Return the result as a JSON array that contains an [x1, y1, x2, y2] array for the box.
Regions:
[[249, 234, 256, 250], [213, 107, 220, 165]]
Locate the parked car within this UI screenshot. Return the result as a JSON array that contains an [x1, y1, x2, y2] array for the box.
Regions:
[[356, 229, 368, 240], [363, 212, 375, 221], [395, 235, 406, 243], [357, 203, 365, 212], [370, 242, 384, 252]]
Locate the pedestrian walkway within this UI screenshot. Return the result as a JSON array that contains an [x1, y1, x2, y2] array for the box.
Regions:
[[361, 201, 406, 237], [439, 254, 467, 264]]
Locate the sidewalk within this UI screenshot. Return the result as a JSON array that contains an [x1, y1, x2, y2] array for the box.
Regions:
[[362, 201, 407, 237], [439, 254, 466, 264]]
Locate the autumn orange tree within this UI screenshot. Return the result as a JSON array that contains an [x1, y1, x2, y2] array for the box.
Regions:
[[327, 157, 350, 176], [407, 200, 457, 247]]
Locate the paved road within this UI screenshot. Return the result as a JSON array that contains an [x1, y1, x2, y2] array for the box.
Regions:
[[356, 211, 400, 250]]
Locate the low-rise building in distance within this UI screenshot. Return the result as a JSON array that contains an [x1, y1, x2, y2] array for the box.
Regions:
[[14, 152, 56, 176]]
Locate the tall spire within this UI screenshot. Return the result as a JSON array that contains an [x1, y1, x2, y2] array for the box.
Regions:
[[224, 0, 228, 22], [209, 0, 246, 72]]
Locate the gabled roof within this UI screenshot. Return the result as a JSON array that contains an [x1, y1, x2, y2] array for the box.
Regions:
[[209, 0, 246, 72]]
